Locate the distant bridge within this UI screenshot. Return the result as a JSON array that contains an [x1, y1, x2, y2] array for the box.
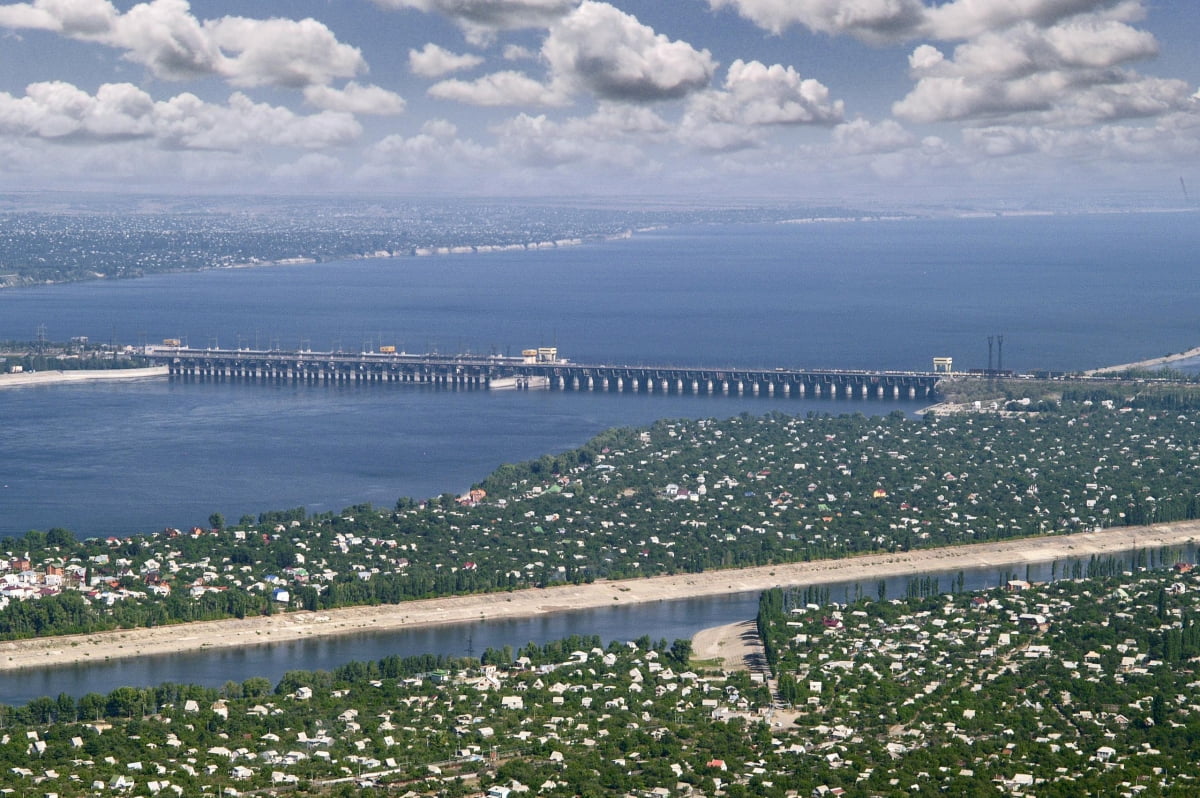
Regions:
[[142, 347, 941, 400]]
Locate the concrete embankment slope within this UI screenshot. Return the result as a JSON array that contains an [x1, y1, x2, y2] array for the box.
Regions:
[[0, 367, 168, 389], [2, 521, 1198, 673], [1084, 345, 1200, 375]]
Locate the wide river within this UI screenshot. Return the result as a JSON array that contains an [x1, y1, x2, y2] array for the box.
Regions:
[[0, 211, 1197, 700]]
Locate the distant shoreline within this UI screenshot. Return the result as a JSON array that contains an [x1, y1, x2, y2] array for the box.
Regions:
[[2, 520, 1197, 674], [1084, 345, 1200, 375], [0, 366, 168, 390]]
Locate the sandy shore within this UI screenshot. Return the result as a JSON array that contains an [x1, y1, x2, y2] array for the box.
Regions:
[[2, 520, 1198, 673], [692, 620, 762, 672], [0, 366, 168, 389], [1085, 345, 1200, 375]]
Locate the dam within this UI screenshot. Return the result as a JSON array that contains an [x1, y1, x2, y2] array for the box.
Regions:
[[142, 345, 941, 400]]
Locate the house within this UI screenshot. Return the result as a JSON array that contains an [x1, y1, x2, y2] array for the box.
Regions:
[[108, 775, 135, 791]]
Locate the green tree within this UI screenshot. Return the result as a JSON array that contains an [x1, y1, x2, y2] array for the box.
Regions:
[[669, 638, 693, 666], [45, 527, 76, 548]]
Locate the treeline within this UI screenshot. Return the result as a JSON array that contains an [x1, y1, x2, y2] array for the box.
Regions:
[[757, 586, 829, 672], [14, 399, 1200, 642], [0, 587, 274, 639], [1061, 386, 1200, 409], [1, 350, 148, 373]]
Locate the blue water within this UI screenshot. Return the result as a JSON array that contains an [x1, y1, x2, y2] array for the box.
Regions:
[[1, 213, 1197, 538], [0, 381, 906, 538], [5, 213, 1197, 371], [0, 211, 1197, 701], [0, 555, 1147, 705]]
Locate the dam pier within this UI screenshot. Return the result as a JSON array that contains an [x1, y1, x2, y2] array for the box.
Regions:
[[142, 345, 941, 401]]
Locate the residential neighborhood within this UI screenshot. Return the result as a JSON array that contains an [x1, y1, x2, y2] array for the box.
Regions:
[[5, 396, 1200, 641], [4, 564, 1200, 795]]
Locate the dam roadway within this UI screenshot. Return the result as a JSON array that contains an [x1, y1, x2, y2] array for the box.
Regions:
[[142, 346, 941, 400]]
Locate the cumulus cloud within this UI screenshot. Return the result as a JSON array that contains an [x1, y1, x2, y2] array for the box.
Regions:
[[0, 80, 361, 149], [408, 42, 485, 78], [428, 70, 567, 106], [363, 118, 492, 181], [894, 15, 1190, 124], [707, 0, 926, 43], [0, 80, 154, 139], [696, 60, 843, 125], [962, 112, 1200, 163], [924, 0, 1134, 41], [491, 112, 591, 165], [0, 0, 118, 35], [680, 60, 843, 151], [0, 0, 365, 88], [503, 44, 536, 61], [706, 0, 1133, 43], [303, 82, 406, 115], [543, 1, 716, 102], [205, 15, 365, 88], [107, 0, 224, 80], [491, 107, 664, 169], [832, 118, 917, 155], [372, 0, 577, 42]]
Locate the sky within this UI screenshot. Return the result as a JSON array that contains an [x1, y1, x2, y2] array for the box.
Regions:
[[0, 0, 1196, 206]]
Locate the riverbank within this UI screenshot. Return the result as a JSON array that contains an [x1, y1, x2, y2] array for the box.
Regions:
[[1085, 345, 1200, 375], [3, 521, 1198, 673], [0, 366, 168, 389]]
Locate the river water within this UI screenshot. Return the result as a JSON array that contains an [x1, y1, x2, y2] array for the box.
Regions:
[[0, 212, 1197, 701], [3, 553, 1167, 705]]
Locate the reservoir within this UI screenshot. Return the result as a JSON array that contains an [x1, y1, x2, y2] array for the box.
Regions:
[[1, 213, 1199, 539], [1, 212, 1198, 701]]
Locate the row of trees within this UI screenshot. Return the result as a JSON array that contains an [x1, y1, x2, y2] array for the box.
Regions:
[[11, 397, 1200, 641]]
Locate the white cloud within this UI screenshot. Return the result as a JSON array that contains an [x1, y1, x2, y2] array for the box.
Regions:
[[0, 0, 366, 88], [962, 112, 1200, 164], [303, 82, 406, 115], [271, 152, 345, 183], [108, 0, 224, 81], [372, 0, 577, 42], [428, 70, 567, 106], [491, 108, 664, 170], [0, 80, 152, 139], [707, 0, 1133, 43], [587, 102, 671, 136], [408, 42, 485, 78], [894, 14, 1188, 124], [205, 15, 365, 88], [158, 92, 361, 150], [680, 60, 843, 151], [707, 0, 925, 43], [543, 1, 716, 102], [492, 112, 591, 165], [708, 60, 843, 125], [925, 0, 1132, 41], [832, 118, 917, 155], [0, 80, 361, 150], [911, 17, 1157, 81], [677, 119, 762, 153], [0, 0, 117, 35], [362, 119, 491, 181], [503, 44, 536, 61]]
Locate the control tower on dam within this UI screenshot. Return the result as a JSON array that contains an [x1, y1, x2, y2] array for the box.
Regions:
[[142, 345, 940, 400]]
